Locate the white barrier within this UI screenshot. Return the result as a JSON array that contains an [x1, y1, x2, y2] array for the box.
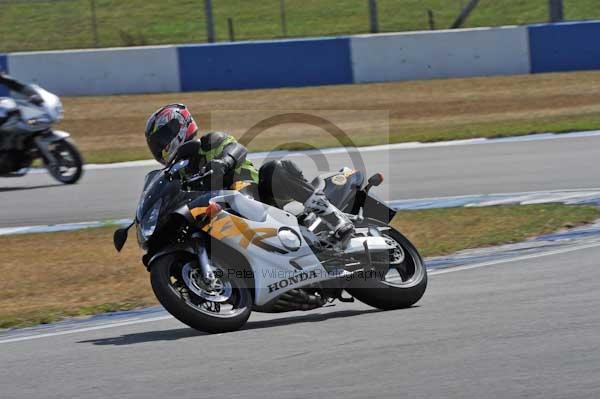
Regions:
[[2, 26, 536, 96], [7, 46, 181, 96], [350, 27, 531, 83]]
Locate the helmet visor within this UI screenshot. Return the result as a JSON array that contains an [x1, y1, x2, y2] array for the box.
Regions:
[[151, 118, 181, 149]]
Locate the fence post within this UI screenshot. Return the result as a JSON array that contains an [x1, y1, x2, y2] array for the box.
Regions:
[[548, 0, 564, 22], [204, 0, 216, 43], [90, 0, 99, 47], [280, 0, 288, 37], [428, 9, 436, 30], [227, 18, 235, 42], [368, 0, 379, 33], [450, 0, 480, 29]]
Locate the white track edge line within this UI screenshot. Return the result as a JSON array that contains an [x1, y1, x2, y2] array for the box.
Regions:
[[428, 241, 600, 276], [0, 315, 173, 344], [388, 187, 600, 204]]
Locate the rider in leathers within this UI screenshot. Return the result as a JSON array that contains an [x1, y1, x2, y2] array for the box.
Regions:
[[0, 72, 43, 126], [0, 72, 41, 101], [145, 104, 354, 244]]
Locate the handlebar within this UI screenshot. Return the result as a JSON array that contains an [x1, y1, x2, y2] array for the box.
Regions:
[[186, 169, 214, 184], [165, 160, 214, 189]]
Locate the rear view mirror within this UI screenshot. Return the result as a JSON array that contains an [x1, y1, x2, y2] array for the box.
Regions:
[[113, 227, 130, 252]]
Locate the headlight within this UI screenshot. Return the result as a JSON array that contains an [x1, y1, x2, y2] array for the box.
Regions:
[[140, 199, 162, 239], [55, 100, 64, 122], [278, 227, 301, 251]]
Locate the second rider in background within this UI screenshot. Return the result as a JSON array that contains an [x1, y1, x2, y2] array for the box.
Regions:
[[0, 72, 44, 130], [144, 104, 354, 244]]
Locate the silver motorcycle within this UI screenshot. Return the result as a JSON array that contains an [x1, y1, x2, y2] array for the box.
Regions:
[[114, 142, 427, 333], [0, 85, 83, 184]]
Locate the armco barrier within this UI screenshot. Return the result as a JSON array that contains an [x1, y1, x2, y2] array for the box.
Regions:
[[7, 46, 181, 96], [2, 21, 600, 96], [0, 54, 8, 97], [178, 38, 353, 91], [350, 27, 531, 83], [529, 21, 600, 73]]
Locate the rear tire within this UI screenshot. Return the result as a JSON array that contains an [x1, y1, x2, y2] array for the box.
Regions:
[[44, 138, 83, 184], [150, 253, 252, 334], [346, 226, 427, 310]]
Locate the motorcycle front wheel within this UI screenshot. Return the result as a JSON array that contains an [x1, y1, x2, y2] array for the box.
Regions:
[[346, 223, 427, 310], [44, 138, 83, 184], [150, 253, 252, 334]]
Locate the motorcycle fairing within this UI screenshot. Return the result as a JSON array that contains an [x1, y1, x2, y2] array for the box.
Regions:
[[192, 191, 330, 306], [363, 192, 396, 224]]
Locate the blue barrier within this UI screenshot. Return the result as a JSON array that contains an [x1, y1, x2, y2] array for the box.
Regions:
[[529, 21, 600, 73], [178, 38, 353, 91], [3, 22, 600, 96], [0, 54, 8, 96]]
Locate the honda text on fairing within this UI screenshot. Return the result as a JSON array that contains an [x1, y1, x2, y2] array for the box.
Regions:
[[0, 85, 83, 183], [114, 142, 427, 333]]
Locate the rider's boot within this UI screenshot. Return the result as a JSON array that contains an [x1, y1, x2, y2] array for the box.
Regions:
[[304, 191, 355, 246]]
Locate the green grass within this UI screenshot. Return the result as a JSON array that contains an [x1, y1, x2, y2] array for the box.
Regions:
[[392, 204, 600, 257], [1, 0, 599, 52], [78, 97, 600, 165], [2, 203, 599, 329], [52, 70, 600, 164], [387, 113, 600, 145], [82, 114, 600, 165]]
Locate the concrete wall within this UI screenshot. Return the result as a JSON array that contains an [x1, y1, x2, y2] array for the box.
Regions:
[[178, 38, 353, 91], [7, 46, 180, 96], [529, 21, 600, 73], [2, 21, 600, 96], [350, 27, 531, 83]]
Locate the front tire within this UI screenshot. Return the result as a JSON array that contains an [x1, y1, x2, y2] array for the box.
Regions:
[[44, 138, 83, 184], [346, 226, 427, 310], [150, 253, 252, 333]]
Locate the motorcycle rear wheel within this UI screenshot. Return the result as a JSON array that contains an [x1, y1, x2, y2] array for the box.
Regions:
[[150, 253, 252, 334]]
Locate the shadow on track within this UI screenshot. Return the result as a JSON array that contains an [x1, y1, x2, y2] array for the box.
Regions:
[[0, 184, 63, 192], [78, 308, 383, 346]]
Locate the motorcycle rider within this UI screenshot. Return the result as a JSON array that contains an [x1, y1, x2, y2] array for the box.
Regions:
[[144, 104, 354, 244], [0, 72, 43, 127], [0, 72, 43, 103]]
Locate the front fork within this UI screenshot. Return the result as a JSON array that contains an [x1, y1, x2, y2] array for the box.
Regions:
[[34, 130, 71, 166], [191, 233, 217, 285], [33, 136, 58, 166]]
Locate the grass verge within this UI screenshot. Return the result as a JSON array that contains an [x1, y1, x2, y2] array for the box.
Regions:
[[1, 0, 599, 52], [2, 203, 599, 329], [391, 204, 600, 257], [55, 71, 600, 164]]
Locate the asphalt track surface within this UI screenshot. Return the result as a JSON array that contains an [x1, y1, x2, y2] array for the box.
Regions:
[[2, 133, 600, 398], [1, 132, 600, 228], [2, 244, 599, 399]]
